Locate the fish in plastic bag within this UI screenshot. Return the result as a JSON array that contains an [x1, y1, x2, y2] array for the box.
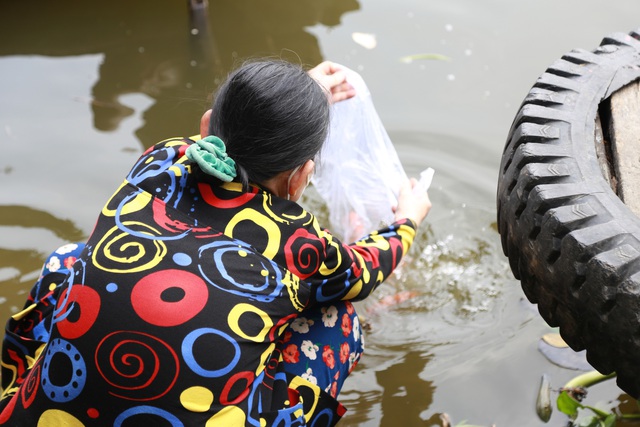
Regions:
[[312, 66, 408, 243]]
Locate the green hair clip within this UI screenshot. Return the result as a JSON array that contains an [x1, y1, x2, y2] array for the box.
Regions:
[[186, 136, 237, 182]]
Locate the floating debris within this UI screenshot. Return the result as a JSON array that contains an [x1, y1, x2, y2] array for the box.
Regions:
[[535, 374, 552, 422], [400, 53, 451, 63], [538, 334, 592, 371], [352, 32, 377, 50], [541, 333, 568, 348]]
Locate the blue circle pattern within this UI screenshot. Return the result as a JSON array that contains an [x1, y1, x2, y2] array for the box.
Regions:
[[41, 338, 86, 403], [198, 240, 284, 302], [114, 405, 184, 427], [182, 328, 240, 378]]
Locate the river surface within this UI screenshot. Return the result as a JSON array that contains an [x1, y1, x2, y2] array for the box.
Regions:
[[1, 1, 640, 425]]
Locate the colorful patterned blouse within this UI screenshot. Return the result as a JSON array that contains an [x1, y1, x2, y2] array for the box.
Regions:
[[0, 137, 416, 426]]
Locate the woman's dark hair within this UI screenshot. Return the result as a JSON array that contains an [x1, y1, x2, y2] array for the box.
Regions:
[[208, 60, 330, 189]]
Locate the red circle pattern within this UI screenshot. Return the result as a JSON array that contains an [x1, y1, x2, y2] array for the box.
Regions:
[[56, 285, 101, 339], [131, 269, 208, 327]]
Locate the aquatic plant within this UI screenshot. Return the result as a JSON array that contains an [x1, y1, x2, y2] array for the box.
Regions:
[[536, 370, 640, 426]]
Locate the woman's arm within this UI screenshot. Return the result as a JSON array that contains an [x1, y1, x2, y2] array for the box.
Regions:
[[308, 179, 431, 303], [311, 218, 417, 303]]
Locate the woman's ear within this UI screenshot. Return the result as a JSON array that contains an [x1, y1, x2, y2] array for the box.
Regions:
[[288, 159, 315, 202], [199, 109, 212, 138]]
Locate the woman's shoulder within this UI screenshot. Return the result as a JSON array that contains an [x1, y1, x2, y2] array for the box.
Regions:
[[125, 136, 194, 185], [139, 136, 195, 159]]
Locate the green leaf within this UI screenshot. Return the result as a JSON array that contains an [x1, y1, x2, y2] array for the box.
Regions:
[[557, 391, 583, 417], [575, 416, 604, 427], [400, 53, 451, 63], [603, 413, 617, 427], [583, 404, 614, 419], [573, 409, 617, 426]]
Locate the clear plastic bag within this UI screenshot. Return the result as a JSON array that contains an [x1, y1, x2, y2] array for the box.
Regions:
[[312, 67, 407, 243]]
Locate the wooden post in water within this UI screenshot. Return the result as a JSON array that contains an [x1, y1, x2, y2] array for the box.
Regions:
[[189, 0, 209, 31], [607, 81, 640, 216], [187, 0, 220, 69]]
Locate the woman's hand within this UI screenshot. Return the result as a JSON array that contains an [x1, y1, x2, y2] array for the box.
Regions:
[[393, 179, 432, 226], [308, 61, 356, 104]]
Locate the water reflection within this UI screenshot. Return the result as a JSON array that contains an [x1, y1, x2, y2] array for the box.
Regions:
[[0, 205, 86, 311], [0, 205, 84, 241], [0, 0, 359, 146], [0, 247, 41, 287], [338, 347, 435, 426], [376, 350, 435, 425]]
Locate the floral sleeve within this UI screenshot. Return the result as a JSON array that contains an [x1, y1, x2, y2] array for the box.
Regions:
[[305, 217, 417, 304]]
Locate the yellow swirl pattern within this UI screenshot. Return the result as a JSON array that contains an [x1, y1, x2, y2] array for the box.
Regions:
[[225, 209, 281, 259], [228, 304, 273, 343], [341, 247, 370, 300], [343, 280, 363, 301], [356, 232, 390, 251], [281, 270, 306, 312], [396, 224, 416, 254], [92, 222, 167, 273], [319, 231, 342, 276], [261, 193, 291, 225], [101, 181, 151, 218]]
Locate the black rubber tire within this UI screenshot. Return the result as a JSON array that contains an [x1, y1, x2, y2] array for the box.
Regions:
[[497, 29, 640, 398]]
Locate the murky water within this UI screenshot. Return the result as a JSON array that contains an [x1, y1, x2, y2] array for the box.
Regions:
[[2, 0, 640, 425]]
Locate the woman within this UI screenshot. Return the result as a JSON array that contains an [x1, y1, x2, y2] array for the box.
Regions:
[[0, 60, 431, 426]]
